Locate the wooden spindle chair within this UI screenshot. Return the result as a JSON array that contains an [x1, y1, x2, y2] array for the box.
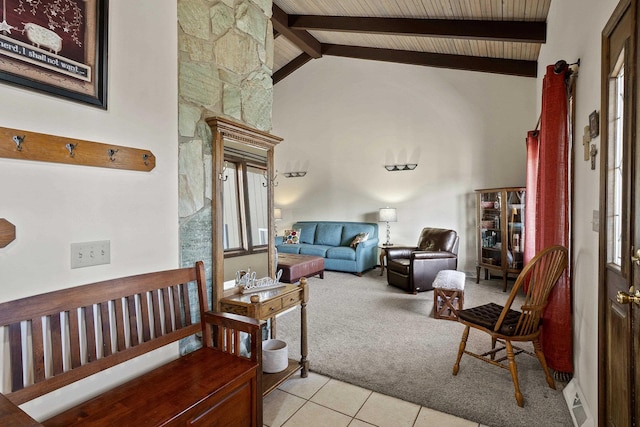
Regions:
[[452, 245, 568, 407]]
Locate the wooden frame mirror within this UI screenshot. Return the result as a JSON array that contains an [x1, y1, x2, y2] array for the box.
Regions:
[[207, 117, 282, 309]]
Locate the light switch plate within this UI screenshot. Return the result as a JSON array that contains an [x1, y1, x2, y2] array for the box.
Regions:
[[592, 210, 599, 232], [71, 240, 110, 268]]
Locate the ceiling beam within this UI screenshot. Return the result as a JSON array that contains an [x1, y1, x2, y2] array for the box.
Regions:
[[290, 16, 546, 43], [272, 4, 322, 58], [322, 44, 537, 78], [273, 53, 313, 84]]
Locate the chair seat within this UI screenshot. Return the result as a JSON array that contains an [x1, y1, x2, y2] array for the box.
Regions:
[[457, 302, 522, 336]]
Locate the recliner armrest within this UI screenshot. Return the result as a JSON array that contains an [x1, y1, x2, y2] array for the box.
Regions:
[[386, 246, 418, 260], [411, 251, 457, 260]]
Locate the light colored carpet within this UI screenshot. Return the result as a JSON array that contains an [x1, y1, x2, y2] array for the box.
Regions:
[[275, 269, 573, 427]]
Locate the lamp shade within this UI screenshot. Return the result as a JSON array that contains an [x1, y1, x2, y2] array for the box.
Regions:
[[378, 207, 397, 222], [274, 208, 282, 220]]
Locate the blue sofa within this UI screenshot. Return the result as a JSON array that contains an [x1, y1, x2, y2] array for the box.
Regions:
[[275, 221, 379, 275]]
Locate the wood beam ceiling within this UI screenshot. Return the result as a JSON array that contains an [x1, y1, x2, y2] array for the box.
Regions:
[[272, 7, 544, 82], [272, 5, 322, 58], [322, 44, 537, 78], [290, 16, 546, 43]]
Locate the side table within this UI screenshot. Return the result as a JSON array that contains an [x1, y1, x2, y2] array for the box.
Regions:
[[378, 244, 395, 276], [219, 278, 309, 396]]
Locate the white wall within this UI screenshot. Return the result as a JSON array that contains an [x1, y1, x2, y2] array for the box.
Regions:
[[537, 0, 619, 420], [273, 56, 536, 273], [0, 2, 178, 298], [0, 1, 179, 419]]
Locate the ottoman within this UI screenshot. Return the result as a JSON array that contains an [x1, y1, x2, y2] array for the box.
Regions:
[[277, 253, 324, 284], [433, 270, 466, 321]]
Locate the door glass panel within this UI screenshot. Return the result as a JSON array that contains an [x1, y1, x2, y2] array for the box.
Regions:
[[246, 165, 268, 246], [223, 162, 242, 250], [606, 49, 625, 267]]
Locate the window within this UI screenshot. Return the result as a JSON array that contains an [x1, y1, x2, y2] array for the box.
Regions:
[[606, 49, 625, 268], [222, 155, 268, 257]]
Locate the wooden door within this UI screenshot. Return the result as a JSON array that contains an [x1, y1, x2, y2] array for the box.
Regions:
[[600, 0, 639, 425]]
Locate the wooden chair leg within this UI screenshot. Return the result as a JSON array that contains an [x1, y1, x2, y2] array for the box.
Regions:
[[490, 337, 497, 360], [533, 339, 556, 390], [453, 326, 469, 375], [505, 341, 524, 407]]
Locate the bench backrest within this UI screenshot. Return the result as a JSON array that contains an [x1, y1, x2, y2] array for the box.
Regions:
[[0, 261, 209, 405]]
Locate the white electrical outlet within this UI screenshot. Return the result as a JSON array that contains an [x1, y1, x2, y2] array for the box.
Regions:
[[70, 240, 111, 269]]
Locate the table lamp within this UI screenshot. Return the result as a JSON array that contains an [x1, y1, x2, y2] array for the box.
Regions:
[[378, 207, 397, 246]]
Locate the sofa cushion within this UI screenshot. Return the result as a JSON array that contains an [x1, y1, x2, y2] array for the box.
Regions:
[[277, 244, 301, 254], [296, 223, 317, 244], [350, 232, 369, 248], [315, 223, 343, 247], [283, 229, 302, 244], [341, 223, 376, 246], [326, 246, 356, 261], [300, 245, 331, 257]]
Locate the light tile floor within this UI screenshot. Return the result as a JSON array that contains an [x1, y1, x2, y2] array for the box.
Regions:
[[263, 372, 488, 427]]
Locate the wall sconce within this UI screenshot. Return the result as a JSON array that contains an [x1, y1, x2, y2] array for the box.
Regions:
[[384, 164, 417, 171], [378, 207, 397, 246], [284, 171, 307, 178]]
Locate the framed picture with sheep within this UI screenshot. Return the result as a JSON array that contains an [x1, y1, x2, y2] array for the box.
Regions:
[[0, 0, 108, 108]]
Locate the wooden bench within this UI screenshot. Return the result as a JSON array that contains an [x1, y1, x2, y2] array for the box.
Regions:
[[0, 261, 263, 426]]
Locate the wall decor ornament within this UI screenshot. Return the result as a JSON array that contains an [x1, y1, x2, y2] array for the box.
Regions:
[[0, 218, 16, 248], [589, 110, 599, 138], [0, 0, 108, 108]]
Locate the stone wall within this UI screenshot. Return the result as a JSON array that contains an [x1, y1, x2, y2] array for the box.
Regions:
[[177, 0, 273, 351]]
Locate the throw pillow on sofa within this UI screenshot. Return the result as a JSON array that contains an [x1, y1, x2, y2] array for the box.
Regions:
[[350, 232, 369, 248], [284, 229, 302, 244]]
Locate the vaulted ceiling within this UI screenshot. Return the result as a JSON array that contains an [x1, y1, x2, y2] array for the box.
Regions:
[[272, 0, 551, 83]]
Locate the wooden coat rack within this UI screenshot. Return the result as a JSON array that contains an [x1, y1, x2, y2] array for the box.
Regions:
[[0, 126, 155, 171]]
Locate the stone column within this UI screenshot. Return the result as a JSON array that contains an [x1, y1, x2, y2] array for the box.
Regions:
[[177, 0, 273, 351]]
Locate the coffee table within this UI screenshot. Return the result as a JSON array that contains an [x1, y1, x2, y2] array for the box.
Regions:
[[277, 253, 324, 283]]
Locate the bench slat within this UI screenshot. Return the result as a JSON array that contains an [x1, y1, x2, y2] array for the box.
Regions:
[[31, 317, 45, 383], [68, 309, 81, 369], [99, 302, 112, 357], [49, 314, 63, 376], [171, 285, 182, 328], [126, 295, 139, 347], [151, 290, 162, 338], [181, 283, 192, 326], [161, 287, 173, 333], [139, 292, 151, 342], [113, 299, 126, 351], [83, 305, 97, 363], [9, 323, 23, 392]]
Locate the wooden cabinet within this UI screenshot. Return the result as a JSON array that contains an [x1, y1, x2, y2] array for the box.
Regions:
[[219, 280, 309, 396], [475, 187, 526, 291]]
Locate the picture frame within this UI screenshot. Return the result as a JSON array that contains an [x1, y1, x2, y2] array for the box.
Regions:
[[589, 110, 599, 138], [0, 0, 108, 108]]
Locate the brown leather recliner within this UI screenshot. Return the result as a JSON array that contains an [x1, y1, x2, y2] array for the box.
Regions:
[[386, 228, 459, 293]]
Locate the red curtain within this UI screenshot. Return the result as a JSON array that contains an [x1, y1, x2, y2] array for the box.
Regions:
[[524, 64, 572, 374]]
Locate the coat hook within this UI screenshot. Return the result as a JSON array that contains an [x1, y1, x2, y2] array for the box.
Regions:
[[262, 170, 278, 187], [142, 153, 151, 166], [12, 135, 24, 151], [107, 148, 119, 162], [65, 143, 77, 157], [218, 161, 228, 181]]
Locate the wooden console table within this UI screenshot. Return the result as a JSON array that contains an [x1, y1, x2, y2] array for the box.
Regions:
[[219, 279, 309, 396]]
